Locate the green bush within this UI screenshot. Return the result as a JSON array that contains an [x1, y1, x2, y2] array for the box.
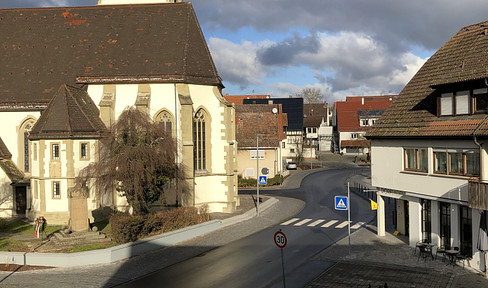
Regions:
[[238, 175, 283, 187], [110, 207, 210, 244]]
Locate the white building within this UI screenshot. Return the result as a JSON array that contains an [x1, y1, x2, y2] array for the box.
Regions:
[[368, 20, 488, 272], [0, 1, 238, 225]]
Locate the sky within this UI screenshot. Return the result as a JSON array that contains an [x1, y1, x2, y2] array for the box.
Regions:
[[2, 1, 488, 104]]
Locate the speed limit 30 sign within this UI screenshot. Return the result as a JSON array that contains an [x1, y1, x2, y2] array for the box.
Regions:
[[274, 230, 287, 248]]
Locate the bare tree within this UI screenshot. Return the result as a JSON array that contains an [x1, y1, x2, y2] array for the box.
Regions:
[[77, 107, 184, 215], [294, 87, 324, 103]]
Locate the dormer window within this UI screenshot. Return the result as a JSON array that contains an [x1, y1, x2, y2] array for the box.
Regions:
[[439, 91, 470, 116], [474, 88, 488, 112]]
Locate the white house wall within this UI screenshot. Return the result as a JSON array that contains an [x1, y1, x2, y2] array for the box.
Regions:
[[371, 139, 475, 202]]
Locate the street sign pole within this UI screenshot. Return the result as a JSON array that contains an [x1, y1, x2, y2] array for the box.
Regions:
[[348, 182, 351, 256], [256, 133, 264, 216], [274, 230, 287, 288]]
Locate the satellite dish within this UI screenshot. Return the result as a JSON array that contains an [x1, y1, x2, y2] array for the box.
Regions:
[[272, 108, 278, 114]]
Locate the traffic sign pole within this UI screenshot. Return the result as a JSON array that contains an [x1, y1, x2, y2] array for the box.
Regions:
[[348, 182, 351, 256], [274, 230, 287, 288]]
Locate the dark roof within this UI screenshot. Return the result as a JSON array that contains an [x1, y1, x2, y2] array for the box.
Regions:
[[29, 85, 107, 139], [0, 3, 221, 109], [303, 103, 327, 117], [224, 95, 270, 105], [243, 98, 303, 131], [235, 104, 285, 148], [368, 20, 488, 138], [358, 109, 385, 118], [0, 138, 12, 159], [303, 116, 323, 128]]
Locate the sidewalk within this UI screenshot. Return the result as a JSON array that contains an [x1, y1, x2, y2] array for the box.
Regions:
[[307, 225, 488, 287]]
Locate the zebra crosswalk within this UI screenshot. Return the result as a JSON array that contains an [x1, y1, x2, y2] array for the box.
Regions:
[[280, 218, 365, 230]]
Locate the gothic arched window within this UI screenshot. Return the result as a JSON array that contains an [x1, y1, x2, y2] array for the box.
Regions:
[[193, 109, 208, 171], [19, 118, 36, 173], [154, 109, 174, 136]]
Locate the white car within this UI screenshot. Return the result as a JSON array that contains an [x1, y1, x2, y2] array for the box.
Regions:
[[286, 162, 297, 170]]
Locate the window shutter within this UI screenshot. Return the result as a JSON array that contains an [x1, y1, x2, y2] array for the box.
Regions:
[[456, 91, 469, 115], [440, 93, 453, 115]]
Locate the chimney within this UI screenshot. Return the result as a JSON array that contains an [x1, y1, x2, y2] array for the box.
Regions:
[[361, 97, 364, 105]]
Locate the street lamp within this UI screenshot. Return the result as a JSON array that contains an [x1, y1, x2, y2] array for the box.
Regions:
[[256, 133, 265, 216]]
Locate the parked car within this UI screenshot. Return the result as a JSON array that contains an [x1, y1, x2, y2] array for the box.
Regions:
[[286, 162, 297, 170]]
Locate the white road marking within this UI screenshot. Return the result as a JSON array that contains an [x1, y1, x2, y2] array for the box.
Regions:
[[351, 222, 365, 229], [335, 221, 351, 228], [294, 219, 313, 226], [281, 218, 300, 225], [321, 220, 338, 228], [307, 220, 325, 227]]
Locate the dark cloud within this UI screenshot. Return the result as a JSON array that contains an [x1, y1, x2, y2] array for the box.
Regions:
[[257, 33, 320, 66], [193, 0, 488, 52]]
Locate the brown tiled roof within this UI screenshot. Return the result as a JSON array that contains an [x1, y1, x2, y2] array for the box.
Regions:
[[0, 160, 24, 183], [336, 98, 393, 132], [368, 20, 488, 138], [0, 138, 12, 159], [303, 115, 324, 128], [235, 104, 284, 148], [0, 3, 221, 109], [29, 85, 107, 139], [304, 103, 327, 116], [341, 140, 370, 147]]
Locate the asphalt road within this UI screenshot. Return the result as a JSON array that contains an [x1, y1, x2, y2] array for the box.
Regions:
[[117, 168, 375, 288]]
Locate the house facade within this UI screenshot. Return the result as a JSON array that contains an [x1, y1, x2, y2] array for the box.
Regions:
[[333, 96, 394, 155], [303, 103, 332, 153], [232, 104, 286, 179], [0, 1, 238, 225], [368, 20, 488, 272]]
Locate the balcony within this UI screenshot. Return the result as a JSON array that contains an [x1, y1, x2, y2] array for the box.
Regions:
[[468, 178, 488, 210]]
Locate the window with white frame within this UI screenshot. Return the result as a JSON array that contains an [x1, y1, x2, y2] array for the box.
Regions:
[[52, 143, 60, 160], [362, 120, 368, 126], [351, 133, 359, 139], [250, 150, 265, 159], [53, 181, 61, 199], [80, 143, 89, 160], [404, 148, 428, 172]]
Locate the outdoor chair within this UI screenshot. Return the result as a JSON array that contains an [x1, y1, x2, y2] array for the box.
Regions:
[[418, 245, 433, 261], [435, 246, 447, 262]]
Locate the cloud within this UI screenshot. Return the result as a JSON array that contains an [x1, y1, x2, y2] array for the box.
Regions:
[[256, 33, 321, 66], [226, 31, 428, 95], [193, 0, 488, 52], [208, 38, 269, 88]]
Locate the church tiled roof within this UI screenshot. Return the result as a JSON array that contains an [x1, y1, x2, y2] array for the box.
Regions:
[[29, 85, 107, 139], [0, 138, 12, 159], [367, 20, 488, 138], [0, 2, 221, 109]]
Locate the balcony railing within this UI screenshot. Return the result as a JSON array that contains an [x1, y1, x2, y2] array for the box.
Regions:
[[468, 178, 488, 210]]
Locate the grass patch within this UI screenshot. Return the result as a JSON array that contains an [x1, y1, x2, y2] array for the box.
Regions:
[[68, 242, 117, 253], [0, 219, 61, 235], [0, 238, 28, 252]]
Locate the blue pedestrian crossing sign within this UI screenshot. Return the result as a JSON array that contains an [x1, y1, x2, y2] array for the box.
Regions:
[[335, 196, 348, 210], [258, 176, 267, 185]]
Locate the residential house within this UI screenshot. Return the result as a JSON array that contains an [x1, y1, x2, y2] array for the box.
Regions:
[[233, 104, 287, 179], [0, 0, 238, 225], [367, 20, 488, 272], [303, 102, 332, 153], [243, 98, 304, 165], [333, 96, 394, 155]]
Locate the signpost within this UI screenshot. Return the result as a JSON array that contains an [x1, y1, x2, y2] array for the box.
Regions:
[[274, 230, 287, 288], [335, 184, 351, 255]]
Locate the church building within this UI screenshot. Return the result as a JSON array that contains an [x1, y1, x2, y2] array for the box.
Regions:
[[0, 0, 238, 225]]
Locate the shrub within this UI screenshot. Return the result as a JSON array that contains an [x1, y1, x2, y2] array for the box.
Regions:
[[110, 207, 210, 244]]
